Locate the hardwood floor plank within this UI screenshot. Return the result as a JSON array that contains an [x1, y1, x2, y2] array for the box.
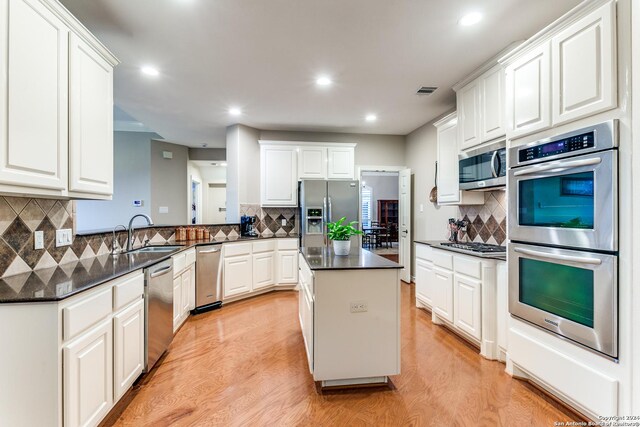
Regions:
[[102, 283, 584, 426]]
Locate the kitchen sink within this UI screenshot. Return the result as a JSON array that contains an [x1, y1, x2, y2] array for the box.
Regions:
[[128, 245, 182, 254]]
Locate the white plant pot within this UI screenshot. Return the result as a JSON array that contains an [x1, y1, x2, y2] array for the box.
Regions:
[[332, 240, 351, 256]]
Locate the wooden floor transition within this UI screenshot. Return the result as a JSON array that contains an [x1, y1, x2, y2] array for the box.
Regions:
[[103, 283, 584, 426]]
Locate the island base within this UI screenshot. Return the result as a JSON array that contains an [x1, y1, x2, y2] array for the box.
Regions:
[[320, 376, 389, 389]]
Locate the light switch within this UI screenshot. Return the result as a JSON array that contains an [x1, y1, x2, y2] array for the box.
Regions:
[[420, 204, 424, 213], [55, 229, 72, 247], [34, 231, 44, 250], [281, 219, 287, 226], [159, 206, 169, 214]]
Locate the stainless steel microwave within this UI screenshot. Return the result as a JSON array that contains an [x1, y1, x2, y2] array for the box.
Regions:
[[459, 140, 506, 190]]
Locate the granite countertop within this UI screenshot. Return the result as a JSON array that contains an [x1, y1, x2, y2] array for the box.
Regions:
[[300, 247, 403, 271], [0, 235, 299, 304], [415, 240, 507, 261]]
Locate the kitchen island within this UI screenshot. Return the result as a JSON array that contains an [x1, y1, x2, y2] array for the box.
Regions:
[[298, 247, 402, 388]]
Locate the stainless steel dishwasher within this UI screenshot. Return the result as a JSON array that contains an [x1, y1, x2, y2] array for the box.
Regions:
[[193, 245, 223, 314], [144, 259, 174, 372]]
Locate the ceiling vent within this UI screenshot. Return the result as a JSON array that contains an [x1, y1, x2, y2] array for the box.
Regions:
[[416, 86, 438, 95]]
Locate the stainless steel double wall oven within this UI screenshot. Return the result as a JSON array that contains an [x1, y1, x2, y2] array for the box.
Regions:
[[507, 121, 618, 359]]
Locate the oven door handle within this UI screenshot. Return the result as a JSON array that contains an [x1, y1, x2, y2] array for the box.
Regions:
[[513, 157, 602, 177], [514, 247, 602, 266]]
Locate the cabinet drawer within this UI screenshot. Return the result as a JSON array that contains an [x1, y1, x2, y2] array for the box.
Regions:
[[277, 238, 298, 250], [224, 242, 252, 257], [415, 243, 432, 261], [173, 252, 186, 276], [63, 287, 112, 341], [454, 255, 482, 280], [113, 272, 144, 311], [252, 240, 276, 253], [432, 249, 453, 271], [185, 248, 196, 266]]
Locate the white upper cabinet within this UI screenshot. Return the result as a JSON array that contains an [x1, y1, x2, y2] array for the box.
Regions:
[[68, 33, 114, 196], [480, 65, 505, 142], [327, 146, 355, 179], [505, 42, 551, 138], [457, 82, 481, 150], [298, 146, 327, 179], [0, 0, 118, 199], [260, 144, 298, 207], [0, 0, 69, 192], [551, 1, 616, 125]]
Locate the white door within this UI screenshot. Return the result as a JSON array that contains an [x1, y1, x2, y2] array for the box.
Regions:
[[253, 252, 275, 290], [398, 168, 412, 283], [172, 276, 182, 332], [181, 268, 191, 316], [453, 274, 482, 340], [432, 267, 454, 323], [206, 184, 227, 224], [113, 299, 144, 401], [458, 82, 481, 149], [188, 265, 196, 310], [223, 255, 252, 298], [68, 33, 113, 196], [481, 65, 505, 142], [436, 114, 460, 204], [505, 42, 551, 138], [0, 0, 68, 191], [277, 250, 299, 284], [260, 146, 297, 206], [415, 259, 434, 307], [63, 318, 113, 427], [551, 1, 616, 125], [327, 147, 354, 179], [298, 146, 327, 179]]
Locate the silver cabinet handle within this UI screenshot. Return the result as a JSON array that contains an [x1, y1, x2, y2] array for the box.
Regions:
[[514, 247, 602, 266], [150, 265, 173, 278], [199, 248, 220, 254], [490, 151, 499, 178], [513, 157, 602, 177]]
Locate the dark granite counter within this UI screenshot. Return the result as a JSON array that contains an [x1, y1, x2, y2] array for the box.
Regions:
[[0, 235, 298, 304], [300, 247, 402, 271], [415, 240, 506, 261]]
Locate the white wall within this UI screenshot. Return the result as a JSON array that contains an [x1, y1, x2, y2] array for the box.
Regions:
[[226, 124, 260, 222], [405, 117, 457, 275], [76, 132, 153, 232]]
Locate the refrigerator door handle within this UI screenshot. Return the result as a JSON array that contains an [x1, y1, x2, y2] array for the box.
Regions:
[[328, 197, 332, 223], [323, 197, 328, 246]]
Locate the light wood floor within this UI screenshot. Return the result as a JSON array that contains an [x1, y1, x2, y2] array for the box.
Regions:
[[104, 283, 583, 426]]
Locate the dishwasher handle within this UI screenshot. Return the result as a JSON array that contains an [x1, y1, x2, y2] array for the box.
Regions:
[[149, 265, 173, 278], [199, 248, 220, 254]]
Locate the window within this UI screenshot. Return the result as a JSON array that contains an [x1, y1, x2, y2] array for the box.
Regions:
[[361, 186, 372, 228]]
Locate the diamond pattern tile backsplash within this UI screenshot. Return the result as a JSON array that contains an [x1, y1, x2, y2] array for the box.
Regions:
[[240, 204, 298, 237], [0, 196, 240, 278], [458, 191, 507, 246]]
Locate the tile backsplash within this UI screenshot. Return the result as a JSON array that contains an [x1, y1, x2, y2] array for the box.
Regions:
[[458, 191, 507, 246], [240, 204, 297, 237], [0, 195, 240, 278]]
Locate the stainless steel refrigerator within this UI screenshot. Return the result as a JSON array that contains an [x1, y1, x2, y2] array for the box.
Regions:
[[299, 179, 360, 248]]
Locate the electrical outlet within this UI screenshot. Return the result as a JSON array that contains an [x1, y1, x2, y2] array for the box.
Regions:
[[55, 229, 72, 247], [34, 231, 44, 250], [350, 301, 368, 313], [281, 218, 287, 226], [159, 206, 169, 214]]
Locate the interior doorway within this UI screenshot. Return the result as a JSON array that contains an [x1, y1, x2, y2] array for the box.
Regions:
[[191, 179, 201, 224], [206, 183, 227, 224]]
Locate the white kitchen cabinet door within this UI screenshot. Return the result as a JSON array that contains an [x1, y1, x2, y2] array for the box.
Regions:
[[63, 318, 113, 427], [552, 1, 616, 126], [415, 259, 434, 308], [327, 147, 354, 179], [188, 264, 196, 311], [0, 0, 68, 191], [172, 276, 182, 332], [458, 81, 481, 149], [453, 274, 482, 341], [253, 251, 275, 290], [436, 114, 460, 204], [298, 146, 327, 179], [480, 65, 506, 142], [68, 33, 114, 196], [277, 250, 299, 284], [224, 255, 252, 298], [113, 299, 144, 401], [496, 261, 508, 359], [505, 42, 551, 138], [181, 267, 191, 317], [431, 266, 454, 323], [260, 145, 297, 206]]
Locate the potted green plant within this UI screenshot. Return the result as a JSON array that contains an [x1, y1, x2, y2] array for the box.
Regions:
[[326, 216, 363, 256]]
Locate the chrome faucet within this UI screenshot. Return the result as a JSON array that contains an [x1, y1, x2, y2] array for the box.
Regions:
[[127, 214, 154, 252], [111, 224, 127, 255]]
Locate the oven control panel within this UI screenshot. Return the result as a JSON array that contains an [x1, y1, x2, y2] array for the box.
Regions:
[[519, 132, 595, 163]]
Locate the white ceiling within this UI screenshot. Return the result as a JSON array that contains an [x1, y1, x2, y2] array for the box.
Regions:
[[60, 0, 581, 148]]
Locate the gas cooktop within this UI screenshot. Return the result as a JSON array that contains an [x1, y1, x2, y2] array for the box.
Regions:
[[439, 242, 506, 257]]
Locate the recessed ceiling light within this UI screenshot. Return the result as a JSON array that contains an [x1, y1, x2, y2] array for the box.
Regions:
[[365, 114, 377, 122], [316, 76, 332, 87], [141, 66, 160, 77], [229, 107, 242, 116], [459, 12, 482, 26]]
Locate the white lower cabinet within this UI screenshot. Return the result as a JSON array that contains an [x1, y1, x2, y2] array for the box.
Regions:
[[253, 252, 275, 290], [172, 276, 182, 332], [113, 299, 144, 401], [172, 249, 196, 332], [277, 250, 299, 284], [415, 258, 434, 308], [453, 275, 482, 341], [63, 318, 113, 427], [224, 254, 253, 297], [431, 267, 454, 323]]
